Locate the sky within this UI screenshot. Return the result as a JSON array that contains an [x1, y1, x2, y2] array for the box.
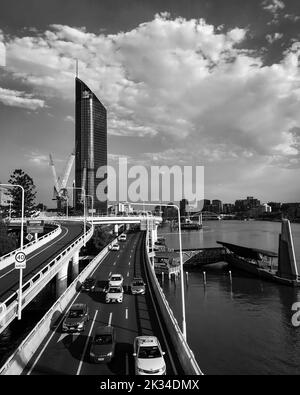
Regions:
[[1, 0, 300, 207]]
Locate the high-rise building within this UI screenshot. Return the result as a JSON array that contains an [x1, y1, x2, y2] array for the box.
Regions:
[[75, 77, 107, 214]]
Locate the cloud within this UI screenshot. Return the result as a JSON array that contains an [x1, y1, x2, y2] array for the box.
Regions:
[[64, 115, 74, 122], [2, 12, 300, 199], [0, 87, 45, 110], [262, 0, 285, 14], [26, 152, 49, 165], [266, 32, 283, 43]]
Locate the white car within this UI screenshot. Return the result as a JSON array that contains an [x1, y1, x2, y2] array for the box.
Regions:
[[109, 243, 120, 251], [133, 336, 166, 375], [105, 286, 124, 303], [109, 274, 124, 287], [118, 234, 127, 242]]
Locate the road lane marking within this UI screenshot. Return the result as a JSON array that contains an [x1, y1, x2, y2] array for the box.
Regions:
[[127, 271, 129, 277], [125, 308, 128, 320], [113, 261, 116, 266], [128, 262, 131, 266], [109, 271, 112, 277], [0, 226, 69, 279], [76, 310, 98, 375], [108, 312, 113, 326]]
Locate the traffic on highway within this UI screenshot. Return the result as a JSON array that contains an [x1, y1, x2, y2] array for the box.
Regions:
[[23, 231, 181, 375]]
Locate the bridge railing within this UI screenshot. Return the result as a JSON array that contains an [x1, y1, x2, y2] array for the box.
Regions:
[[145, 242, 203, 375], [0, 222, 62, 271], [0, 223, 94, 335]]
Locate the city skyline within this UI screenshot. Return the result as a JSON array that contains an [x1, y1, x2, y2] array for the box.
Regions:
[[1, 0, 300, 206]]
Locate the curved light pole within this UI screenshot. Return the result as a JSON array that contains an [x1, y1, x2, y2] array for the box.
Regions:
[[132, 202, 186, 340], [0, 183, 25, 320], [66, 186, 86, 246]]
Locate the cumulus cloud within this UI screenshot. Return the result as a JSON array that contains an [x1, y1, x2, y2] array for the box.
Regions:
[[266, 32, 283, 43], [0, 87, 45, 110], [26, 152, 49, 165], [2, 12, 300, 189]]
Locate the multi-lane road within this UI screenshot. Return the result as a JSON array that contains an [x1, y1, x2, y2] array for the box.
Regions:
[[0, 222, 85, 303], [23, 231, 183, 375]]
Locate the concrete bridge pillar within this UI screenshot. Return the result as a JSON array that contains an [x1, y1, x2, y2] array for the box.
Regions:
[[56, 262, 69, 298], [126, 224, 130, 231], [72, 250, 80, 281], [114, 224, 119, 234]]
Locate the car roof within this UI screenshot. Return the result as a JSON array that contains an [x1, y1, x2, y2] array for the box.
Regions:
[[136, 336, 159, 347], [111, 274, 122, 277], [133, 277, 143, 281], [94, 326, 114, 335]]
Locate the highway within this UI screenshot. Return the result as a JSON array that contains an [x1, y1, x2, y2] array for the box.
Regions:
[[24, 231, 183, 375], [0, 222, 85, 303]]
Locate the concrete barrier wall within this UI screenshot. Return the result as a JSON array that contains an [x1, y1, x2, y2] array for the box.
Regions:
[[145, 247, 203, 375], [0, 223, 62, 271], [0, 237, 117, 375]]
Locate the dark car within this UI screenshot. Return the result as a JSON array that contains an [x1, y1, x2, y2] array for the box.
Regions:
[[81, 277, 96, 292], [90, 326, 116, 363], [62, 303, 89, 332], [131, 278, 146, 295]]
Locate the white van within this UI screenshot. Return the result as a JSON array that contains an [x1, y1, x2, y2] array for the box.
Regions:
[[118, 234, 127, 242]]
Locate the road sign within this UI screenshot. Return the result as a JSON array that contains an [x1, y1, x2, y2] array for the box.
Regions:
[[15, 251, 26, 269], [27, 220, 44, 234], [26, 233, 33, 242]]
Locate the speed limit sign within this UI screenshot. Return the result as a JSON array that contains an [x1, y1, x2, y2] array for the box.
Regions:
[[15, 251, 26, 269]]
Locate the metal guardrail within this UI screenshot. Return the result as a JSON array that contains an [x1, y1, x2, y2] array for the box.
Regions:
[[0, 223, 94, 335], [145, 243, 203, 375], [0, 222, 61, 267], [0, 236, 118, 375]]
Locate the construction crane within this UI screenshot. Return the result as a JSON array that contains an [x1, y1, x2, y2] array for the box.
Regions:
[[49, 150, 75, 211]]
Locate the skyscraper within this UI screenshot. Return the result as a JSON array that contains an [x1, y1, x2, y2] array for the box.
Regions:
[[75, 77, 107, 214]]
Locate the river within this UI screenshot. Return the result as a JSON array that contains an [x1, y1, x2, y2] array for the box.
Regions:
[[158, 220, 300, 375]]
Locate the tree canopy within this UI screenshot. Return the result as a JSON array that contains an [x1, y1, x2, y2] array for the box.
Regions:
[[8, 169, 37, 217]]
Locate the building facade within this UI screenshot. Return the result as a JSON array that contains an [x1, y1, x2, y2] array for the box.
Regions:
[[75, 77, 107, 214]]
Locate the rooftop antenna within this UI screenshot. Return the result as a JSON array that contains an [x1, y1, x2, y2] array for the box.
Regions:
[[76, 58, 78, 78]]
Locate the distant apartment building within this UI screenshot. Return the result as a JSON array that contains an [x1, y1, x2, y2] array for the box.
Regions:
[[223, 203, 235, 214], [268, 202, 281, 212], [180, 198, 189, 216], [211, 199, 223, 214], [235, 196, 260, 212]]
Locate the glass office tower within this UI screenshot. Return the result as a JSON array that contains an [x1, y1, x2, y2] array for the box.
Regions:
[[75, 77, 107, 214]]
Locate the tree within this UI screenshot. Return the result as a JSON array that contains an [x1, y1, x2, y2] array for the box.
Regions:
[[93, 227, 110, 250], [0, 219, 17, 256], [8, 169, 37, 217]]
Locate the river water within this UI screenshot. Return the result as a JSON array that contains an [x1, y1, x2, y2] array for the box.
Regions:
[[158, 220, 300, 375]]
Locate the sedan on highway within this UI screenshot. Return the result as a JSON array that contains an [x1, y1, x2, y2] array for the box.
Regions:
[[90, 326, 116, 363], [109, 243, 120, 251], [62, 303, 89, 332], [118, 234, 127, 242], [131, 278, 146, 295], [109, 274, 124, 287], [133, 336, 166, 375], [81, 277, 96, 292], [105, 286, 124, 303]]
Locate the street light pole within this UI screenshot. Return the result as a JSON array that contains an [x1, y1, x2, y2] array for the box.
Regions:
[[133, 201, 187, 340], [0, 183, 25, 320]]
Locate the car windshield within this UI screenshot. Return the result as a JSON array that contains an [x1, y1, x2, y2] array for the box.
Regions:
[[68, 309, 84, 318], [109, 287, 121, 293], [94, 334, 112, 345], [85, 279, 94, 284], [138, 346, 161, 359], [111, 276, 121, 281], [133, 281, 144, 286]]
